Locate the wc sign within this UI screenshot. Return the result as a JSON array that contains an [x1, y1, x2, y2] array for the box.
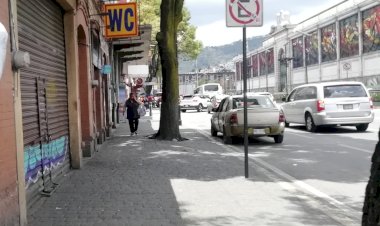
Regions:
[[105, 3, 138, 38]]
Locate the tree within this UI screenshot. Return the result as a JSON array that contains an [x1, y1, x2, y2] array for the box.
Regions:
[[139, 0, 202, 60], [138, 0, 202, 140], [362, 128, 380, 225], [152, 0, 184, 140]]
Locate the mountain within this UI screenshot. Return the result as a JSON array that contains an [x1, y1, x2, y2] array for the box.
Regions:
[[179, 36, 265, 73]]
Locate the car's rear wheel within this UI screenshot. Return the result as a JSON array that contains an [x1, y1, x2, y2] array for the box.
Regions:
[[305, 113, 317, 132], [273, 134, 284, 143], [181, 109, 186, 112], [356, 123, 369, 132], [197, 104, 203, 112], [211, 125, 217, 137]]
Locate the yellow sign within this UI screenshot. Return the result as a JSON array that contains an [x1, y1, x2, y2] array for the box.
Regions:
[[105, 3, 138, 38]]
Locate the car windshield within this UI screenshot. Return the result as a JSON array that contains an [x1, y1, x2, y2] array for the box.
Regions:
[[232, 96, 275, 109], [324, 85, 368, 98]]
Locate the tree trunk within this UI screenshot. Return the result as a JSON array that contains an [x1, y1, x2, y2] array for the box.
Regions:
[[154, 0, 184, 140], [362, 128, 380, 225]]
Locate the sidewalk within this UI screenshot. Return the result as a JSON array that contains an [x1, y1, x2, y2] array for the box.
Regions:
[[27, 110, 356, 226]]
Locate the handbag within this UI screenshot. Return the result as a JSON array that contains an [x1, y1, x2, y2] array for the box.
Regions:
[[137, 105, 146, 116]]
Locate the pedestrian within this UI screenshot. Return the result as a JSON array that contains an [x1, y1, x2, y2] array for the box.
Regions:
[[125, 93, 141, 136]]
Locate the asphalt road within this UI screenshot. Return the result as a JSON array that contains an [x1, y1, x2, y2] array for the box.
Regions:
[[178, 108, 379, 222]]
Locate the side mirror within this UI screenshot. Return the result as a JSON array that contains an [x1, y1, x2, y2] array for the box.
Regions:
[[282, 97, 286, 102], [212, 107, 217, 112]]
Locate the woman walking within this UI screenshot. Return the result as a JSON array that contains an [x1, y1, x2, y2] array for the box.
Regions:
[[125, 93, 141, 136]]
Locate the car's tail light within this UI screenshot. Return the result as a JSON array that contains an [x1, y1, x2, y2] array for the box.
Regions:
[[370, 97, 374, 109], [317, 100, 325, 112], [279, 111, 285, 123], [230, 113, 238, 125]]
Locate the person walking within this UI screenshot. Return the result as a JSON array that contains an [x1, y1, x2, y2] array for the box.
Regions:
[[125, 93, 141, 136]]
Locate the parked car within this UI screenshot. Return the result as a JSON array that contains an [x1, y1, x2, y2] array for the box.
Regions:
[[180, 94, 210, 112], [207, 94, 229, 114], [281, 81, 374, 132], [210, 94, 285, 144]]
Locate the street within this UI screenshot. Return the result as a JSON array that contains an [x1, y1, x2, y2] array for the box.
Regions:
[[174, 108, 379, 224]]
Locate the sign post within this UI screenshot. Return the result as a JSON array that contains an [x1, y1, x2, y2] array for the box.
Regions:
[[226, 0, 263, 178]]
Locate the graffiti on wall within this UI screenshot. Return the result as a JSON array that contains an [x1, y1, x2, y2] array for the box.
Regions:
[[362, 5, 380, 53], [24, 136, 68, 188]]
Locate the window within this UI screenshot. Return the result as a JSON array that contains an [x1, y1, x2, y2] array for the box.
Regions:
[[287, 89, 298, 102], [222, 98, 230, 112], [232, 96, 275, 109], [292, 37, 304, 68], [339, 15, 359, 58], [362, 5, 380, 53], [323, 85, 367, 98], [321, 23, 337, 62], [204, 85, 219, 92], [294, 87, 317, 100]]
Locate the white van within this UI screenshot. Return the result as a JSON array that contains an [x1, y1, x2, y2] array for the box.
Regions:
[[194, 83, 223, 97], [281, 81, 374, 132]]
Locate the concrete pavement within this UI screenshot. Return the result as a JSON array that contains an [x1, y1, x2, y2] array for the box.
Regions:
[[27, 109, 361, 226]]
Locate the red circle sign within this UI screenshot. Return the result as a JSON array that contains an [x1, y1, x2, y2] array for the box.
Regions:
[[228, 0, 260, 25]]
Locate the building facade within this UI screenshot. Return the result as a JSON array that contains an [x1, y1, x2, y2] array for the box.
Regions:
[[234, 0, 380, 97]]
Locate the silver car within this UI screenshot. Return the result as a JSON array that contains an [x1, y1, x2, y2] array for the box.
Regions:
[[281, 81, 374, 132], [211, 94, 285, 144]]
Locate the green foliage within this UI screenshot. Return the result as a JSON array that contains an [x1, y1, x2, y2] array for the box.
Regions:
[[137, 0, 202, 59], [370, 91, 380, 102]]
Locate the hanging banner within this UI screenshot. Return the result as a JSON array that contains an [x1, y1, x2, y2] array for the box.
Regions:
[[0, 22, 8, 80], [105, 3, 138, 38]]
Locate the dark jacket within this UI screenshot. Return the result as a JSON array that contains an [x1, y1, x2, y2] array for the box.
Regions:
[[125, 99, 140, 119]]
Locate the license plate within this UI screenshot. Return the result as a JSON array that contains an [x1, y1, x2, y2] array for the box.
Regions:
[[343, 104, 353, 110], [254, 129, 266, 135]]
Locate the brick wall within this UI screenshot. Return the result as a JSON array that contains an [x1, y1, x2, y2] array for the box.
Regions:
[[0, 0, 20, 225]]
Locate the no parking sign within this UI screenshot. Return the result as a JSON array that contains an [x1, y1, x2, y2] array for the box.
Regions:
[[226, 0, 263, 27]]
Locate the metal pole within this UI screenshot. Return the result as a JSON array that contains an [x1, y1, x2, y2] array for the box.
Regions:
[[243, 26, 249, 178], [265, 50, 268, 92], [304, 35, 308, 84], [195, 59, 198, 87]]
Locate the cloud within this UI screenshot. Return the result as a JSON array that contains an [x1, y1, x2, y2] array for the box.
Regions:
[[196, 19, 273, 47]]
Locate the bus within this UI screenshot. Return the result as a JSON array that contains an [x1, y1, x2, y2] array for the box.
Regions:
[[194, 83, 223, 97]]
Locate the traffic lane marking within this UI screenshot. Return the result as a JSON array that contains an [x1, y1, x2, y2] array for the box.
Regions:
[[338, 144, 373, 154]]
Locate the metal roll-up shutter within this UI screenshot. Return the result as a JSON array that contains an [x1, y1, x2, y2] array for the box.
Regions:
[[17, 0, 70, 193]]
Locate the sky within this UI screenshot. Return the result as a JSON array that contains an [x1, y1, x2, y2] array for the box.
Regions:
[[184, 0, 344, 47]]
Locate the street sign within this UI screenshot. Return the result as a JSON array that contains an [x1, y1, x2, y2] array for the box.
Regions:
[[226, 0, 263, 27], [105, 3, 138, 38]]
